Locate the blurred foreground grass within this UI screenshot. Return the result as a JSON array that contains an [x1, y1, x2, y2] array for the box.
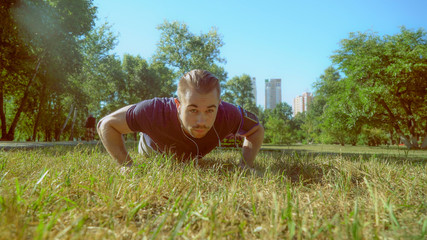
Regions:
[[0, 143, 426, 239]]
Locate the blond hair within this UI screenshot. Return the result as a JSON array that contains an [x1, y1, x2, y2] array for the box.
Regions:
[[177, 69, 220, 101]]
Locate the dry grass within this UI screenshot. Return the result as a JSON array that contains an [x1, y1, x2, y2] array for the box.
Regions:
[[0, 143, 426, 239]]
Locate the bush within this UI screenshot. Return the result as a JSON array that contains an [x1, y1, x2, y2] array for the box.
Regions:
[[358, 126, 389, 146]]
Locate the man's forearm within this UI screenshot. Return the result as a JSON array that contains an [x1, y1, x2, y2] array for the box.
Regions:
[[241, 125, 264, 168], [97, 120, 133, 166]]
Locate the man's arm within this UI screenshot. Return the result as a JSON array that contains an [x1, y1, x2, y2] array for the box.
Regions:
[[97, 105, 134, 166], [240, 124, 264, 168]]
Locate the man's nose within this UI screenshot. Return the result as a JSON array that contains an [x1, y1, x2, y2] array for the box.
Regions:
[[196, 113, 207, 124]]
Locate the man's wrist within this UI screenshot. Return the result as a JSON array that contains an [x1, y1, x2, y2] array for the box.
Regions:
[[239, 159, 254, 170]]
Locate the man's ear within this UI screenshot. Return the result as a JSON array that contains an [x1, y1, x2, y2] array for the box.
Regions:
[[174, 98, 180, 109]]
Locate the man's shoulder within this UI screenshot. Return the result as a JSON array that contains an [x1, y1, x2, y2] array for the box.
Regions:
[[128, 97, 175, 119], [219, 100, 238, 110], [135, 97, 174, 110], [139, 97, 173, 105], [127, 97, 177, 132], [217, 101, 240, 119]]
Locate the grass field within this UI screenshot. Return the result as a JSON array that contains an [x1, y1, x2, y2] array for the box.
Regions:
[[262, 144, 427, 162], [0, 143, 426, 239]]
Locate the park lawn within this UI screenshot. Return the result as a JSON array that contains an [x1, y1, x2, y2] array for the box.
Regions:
[[262, 144, 427, 161], [0, 143, 426, 239]]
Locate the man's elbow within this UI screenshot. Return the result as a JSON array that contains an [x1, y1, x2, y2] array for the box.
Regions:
[[245, 124, 264, 139], [97, 118, 103, 132], [258, 124, 264, 134], [258, 124, 265, 139], [97, 117, 110, 137]]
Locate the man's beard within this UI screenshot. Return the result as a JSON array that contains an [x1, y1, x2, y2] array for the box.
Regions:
[[178, 111, 210, 138]]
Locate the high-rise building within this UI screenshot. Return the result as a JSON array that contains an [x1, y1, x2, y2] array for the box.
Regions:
[[265, 78, 281, 109], [293, 92, 313, 116], [293, 96, 304, 116], [251, 77, 257, 103]]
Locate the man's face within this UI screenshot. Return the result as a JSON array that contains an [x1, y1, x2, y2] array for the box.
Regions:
[[175, 89, 220, 138]]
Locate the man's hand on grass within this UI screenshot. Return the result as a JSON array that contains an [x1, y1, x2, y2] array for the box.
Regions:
[[238, 159, 261, 176], [119, 163, 133, 175]]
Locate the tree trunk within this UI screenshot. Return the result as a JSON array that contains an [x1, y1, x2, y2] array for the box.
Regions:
[[5, 57, 42, 140], [59, 103, 74, 140], [0, 80, 6, 138], [410, 135, 419, 149], [398, 134, 421, 149], [69, 107, 77, 141], [44, 100, 52, 141], [31, 83, 47, 141], [377, 98, 418, 149], [389, 130, 394, 145], [53, 99, 63, 141], [420, 135, 427, 149], [399, 134, 412, 148]]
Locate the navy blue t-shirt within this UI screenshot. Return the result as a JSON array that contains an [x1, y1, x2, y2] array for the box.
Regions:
[[126, 97, 254, 160]]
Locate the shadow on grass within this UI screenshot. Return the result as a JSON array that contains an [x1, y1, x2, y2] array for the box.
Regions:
[[193, 157, 238, 173], [193, 155, 352, 186], [188, 154, 336, 185], [264, 152, 365, 186], [199, 148, 424, 186], [260, 148, 427, 166], [132, 147, 425, 187]]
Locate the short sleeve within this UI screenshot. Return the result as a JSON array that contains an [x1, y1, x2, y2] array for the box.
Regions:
[[218, 102, 260, 137], [237, 106, 260, 136], [126, 98, 176, 134], [126, 99, 156, 132]]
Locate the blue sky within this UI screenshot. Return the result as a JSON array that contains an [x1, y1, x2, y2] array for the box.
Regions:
[[93, 0, 427, 107]]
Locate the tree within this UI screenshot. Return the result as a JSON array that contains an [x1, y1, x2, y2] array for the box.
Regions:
[[270, 102, 293, 121], [222, 74, 257, 113], [359, 125, 389, 146], [302, 100, 323, 143], [291, 112, 307, 143], [264, 102, 294, 144], [322, 78, 367, 146], [308, 66, 366, 145], [154, 20, 227, 82], [331, 27, 427, 149], [305, 66, 342, 143], [72, 23, 123, 114], [265, 116, 293, 145], [121, 55, 175, 105], [0, 0, 37, 140], [1, 0, 96, 140], [313, 66, 341, 100], [60, 22, 126, 141], [0, 0, 35, 139]]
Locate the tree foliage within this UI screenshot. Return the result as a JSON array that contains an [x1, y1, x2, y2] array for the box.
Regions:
[[154, 20, 227, 82], [331, 27, 427, 149], [305, 66, 341, 143], [121, 55, 174, 105], [264, 102, 294, 144], [6, 1, 424, 150], [71, 23, 123, 118], [222, 74, 257, 113], [1, 0, 97, 140], [1, 5, 228, 141]]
